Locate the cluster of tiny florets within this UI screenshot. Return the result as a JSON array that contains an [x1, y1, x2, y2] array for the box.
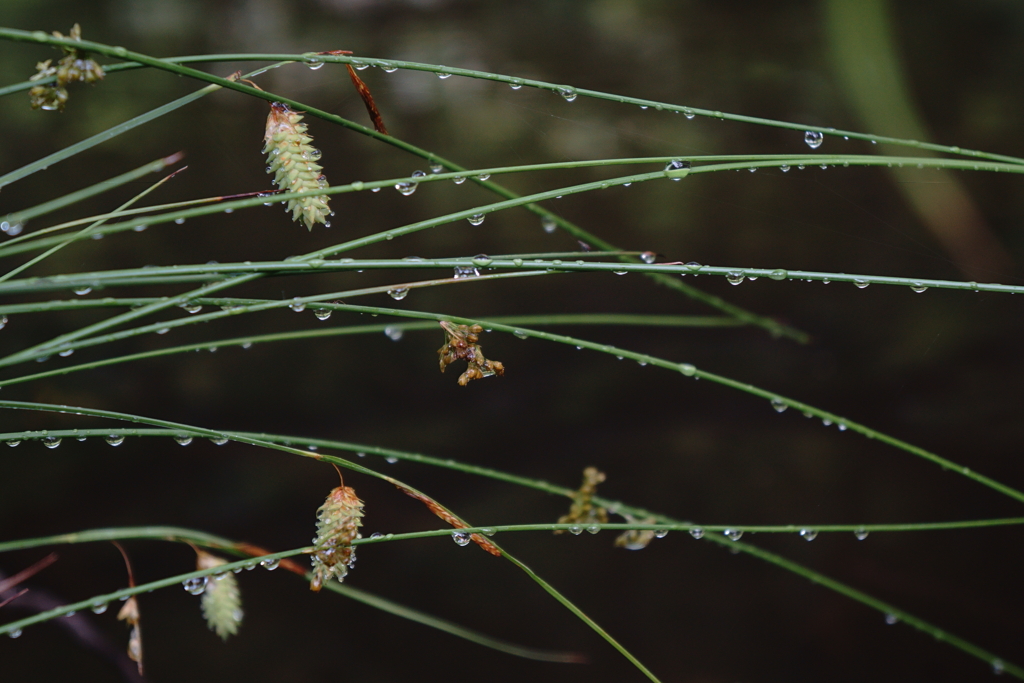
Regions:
[[263, 102, 332, 230], [309, 484, 364, 591]]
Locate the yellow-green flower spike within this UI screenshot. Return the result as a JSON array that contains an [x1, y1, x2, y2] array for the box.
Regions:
[[263, 103, 332, 230]]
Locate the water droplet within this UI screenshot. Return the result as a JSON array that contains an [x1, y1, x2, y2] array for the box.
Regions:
[[8, 629, 22, 639], [314, 308, 332, 320], [664, 159, 691, 180], [260, 558, 280, 571], [0, 316, 7, 330], [73, 286, 92, 296], [370, 532, 384, 539], [180, 302, 202, 314], [183, 577, 207, 595], [822, 418, 833, 427], [541, 216, 558, 233], [771, 398, 788, 413], [381, 63, 398, 73], [684, 261, 703, 272], [467, 213, 485, 226], [654, 529, 669, 539], [884, 613, 899, 625], [586, 524, 601, 534], [385, 456, 399, 464], [992, 659, 1005, 675], [305, 59, 324, 70], [452, 531, 471, 546], [471, 254, 493, 267], [726, 270, 745, 285], [388, 287, 410, 301], [512, 329, 529, 339], [384, 326, 404, 341], [453, 266, 479, 279], [780, 164, 791, 172], [429, 163, 444, 174], [804, 131, 824, 149], [567, 524, 583, 535], [910, 282, 928, 293], [90, 602, 108, 614], [105, 434, 125, 447], [452, 175, 466, 184], [174, 435, 193, 446], [289, 298, 306, 312], [476, 173, 491, 181], [437, 70, 451, 79], [640, 251, 656, 264], [558, 87, 577, 102], [799, 528, 817, 541], [174, 217, 186, 225], [764, 269, 787, 282], [509, 79, 523, 89], [724, 528, 743, 541], [683, 108, 696, 119], [689, 527, 704, 539], [853, 279, 870, 289], [41, 436, 62, 449], [209, 437, 229, 445], [58, 348, 74, 357], [854, 527, 869, 541], [679, 363, 696, 376], [395, 181, 417, 195], [6, 440, 21, 447]]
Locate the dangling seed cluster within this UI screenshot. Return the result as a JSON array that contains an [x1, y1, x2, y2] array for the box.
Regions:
[[309, 484, 364, 591], [28, 24, 104, 111], [196, 551, 243, 640], [263, 102, 332, 230], [437, 321, 505, 386], [555, 467, 608, 533]]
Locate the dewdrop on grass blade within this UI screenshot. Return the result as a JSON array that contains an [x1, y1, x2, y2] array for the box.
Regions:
[[309, 467, 365, 592]]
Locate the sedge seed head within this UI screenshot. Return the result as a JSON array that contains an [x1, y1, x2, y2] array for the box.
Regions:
[[264, 103, 331, 230]]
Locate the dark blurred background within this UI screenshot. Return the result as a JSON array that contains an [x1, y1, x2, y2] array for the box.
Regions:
[[1, 1, 1023, 681]]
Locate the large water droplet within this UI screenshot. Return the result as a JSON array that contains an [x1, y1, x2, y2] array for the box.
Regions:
[[73, 286, 92, 296], [105, 434, 125, 446], [174, 435, 193, 446], [654, 529, 669, 539], [992, 659, 1005, 675], [586, 524, 601, 534], [512, 329, 529, 339], [558, 87, 578, 102], [689, 527, 704, 539], [769, 269, 788, 281], [453, 266, 479, 279], [395, 181, 417, 196], [884, 613, 899, 625], [209, 437, 229, 445], [771, 398, 788, 413], [8, 629, 22, 638], [724, 528, 743, 541], [854, 527, 869, 541], [314, 308, 332, 320], [679, 363, 696, 376], [452, 530, 471, 546], [388, 287, 409, 300], [471, 254, 493, 267], [289, 299, 306, 312], [180, 302, 202, 314], [90, 602, 109, 614], [305, 59, 324, 70], [6, 440, 21, 447], [640, 251, 656, 264], [541, 216, 557, 233], [467, 213, 485, 226], [41, 436, 62, 449], [260, 558, 280, 571], [799, 528, 817, 541], [910, 282, 928, 293], [726, 270, 745, 285], [384, 326, 404, 341], [804, 131, 824, 149], [568, 524, 583, 535], [436, 70, 451, 79], [780, 164, 791, 172], [664, 159, 691, 180], [183, 577, 207, 595], [452, 175, 466, 184], [429, 163, 444, 173], [380, 63, 398, 73], [853, 279, 870, 289]]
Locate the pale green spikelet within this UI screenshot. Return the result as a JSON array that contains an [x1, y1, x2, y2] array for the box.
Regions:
[[263, 102, 332, 230], [196, 551, 243, 640], [309, 483, 364, 591]]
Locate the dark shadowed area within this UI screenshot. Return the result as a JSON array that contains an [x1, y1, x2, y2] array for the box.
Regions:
[[1, 1, 1022, 682]]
